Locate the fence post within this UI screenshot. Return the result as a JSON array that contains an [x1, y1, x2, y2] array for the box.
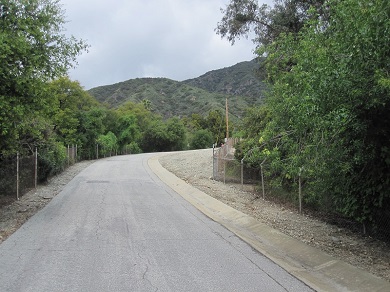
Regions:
[[35, 147, 38, 188], [212, 144, 215, 180], [223, 158, 226, 184], [298, 167, 303, 214], [16, 152, 19, 201], [96, 144, 99, 160], [241, 159, 244, 189], [75, 144, 78, 162], [261, 164, 265, 199]]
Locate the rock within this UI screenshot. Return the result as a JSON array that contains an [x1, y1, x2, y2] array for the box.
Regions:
[[331, 236, 341, 243]]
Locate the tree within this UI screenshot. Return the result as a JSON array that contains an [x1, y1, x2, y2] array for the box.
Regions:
[[47, 77, 99, 145], [117, 101, 154, 132], [141, 117, 186, 152], [165, 117, 186, 151], [141, 99, 152, 111], [97, 131, 118, 156], [220, 0, 390, 230], [216, 0, 326, 49], [77, 107, 107, 159], [189, 129, 214, 150], [116, 114, 141, 152], [188, 113, 208, 131], [0, 0, 87, 155], [216, 0, 327, 81], [206, 110, 226, 145], [261, 0, 390, 226]]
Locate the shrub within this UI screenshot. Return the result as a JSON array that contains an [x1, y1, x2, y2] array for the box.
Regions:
[[190, 129, 214, 149], [38, 141, 67, 182]]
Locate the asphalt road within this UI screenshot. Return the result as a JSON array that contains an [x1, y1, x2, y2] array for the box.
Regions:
[[0, 154, 313, 292]]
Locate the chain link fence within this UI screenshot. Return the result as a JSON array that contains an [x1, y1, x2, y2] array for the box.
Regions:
[[0, 145, 77, 201], [213, 139, 390, 240], [213, 138, 261, 186]]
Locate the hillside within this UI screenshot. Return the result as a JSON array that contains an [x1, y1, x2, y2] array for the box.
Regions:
[[88, 60, 267, 119], [182, 58, 266, 98]]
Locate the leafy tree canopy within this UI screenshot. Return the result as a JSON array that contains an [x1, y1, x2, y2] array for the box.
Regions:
[[216, 0, 326, 48], [228, 0, 390, 228], [0, 0, 88, 155]]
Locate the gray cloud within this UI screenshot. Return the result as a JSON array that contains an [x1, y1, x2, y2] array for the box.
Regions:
[[61, 0, 273, 89]]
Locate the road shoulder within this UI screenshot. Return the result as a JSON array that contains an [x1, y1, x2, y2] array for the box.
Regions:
[[149, 154, 390, 292]]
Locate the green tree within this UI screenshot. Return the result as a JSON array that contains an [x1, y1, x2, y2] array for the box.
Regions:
[[206, 110, 226, 145], [117, 101, 155, 132], [188, 113, 208, 131], [141, 99, 152, 111], [233, 105, 270, 166], [263, 0, 390, 225], [141, 119, 169, 152], [48, 77, 98, 146], [141, 117, 186, 152], [220, 0, 390, 230], [216, 0, 326, 48], [165, 117, 186, 151], [0, 0, 87, 155], [116, 114, 141, 152], [77, 107, 107, 159], [189, 129, 214, 150], [97, 131, 118, 156]]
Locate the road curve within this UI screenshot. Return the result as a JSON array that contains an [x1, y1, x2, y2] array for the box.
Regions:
[[0, 153, 312, 292]]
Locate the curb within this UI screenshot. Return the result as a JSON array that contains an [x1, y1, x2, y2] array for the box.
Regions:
[[148, 154, 390, 292]]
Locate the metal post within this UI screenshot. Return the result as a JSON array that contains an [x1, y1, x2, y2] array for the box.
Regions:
[[34, 147, 38, 188], [96, 144, 99, 160], [75, 144, 78, 162], [241, 159, 244, 189], [298, 168, 302, 214], [261, 164, 265, 199], [16, 152, 19, 200], [212, 144, 215, 180], [67, 144, 70, 166], [223, 159, 226, 184]]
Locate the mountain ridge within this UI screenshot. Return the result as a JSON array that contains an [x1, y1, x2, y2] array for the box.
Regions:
[[88, 59, 267, 119]]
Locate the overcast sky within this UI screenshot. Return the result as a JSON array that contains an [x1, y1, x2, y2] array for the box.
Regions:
[[61, 0, 273, 89]]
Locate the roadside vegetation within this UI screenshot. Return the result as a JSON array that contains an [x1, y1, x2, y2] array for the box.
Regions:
[[0, 0, 232, 184], [217, 0, 390, 235], [1, 0, 389, 237]]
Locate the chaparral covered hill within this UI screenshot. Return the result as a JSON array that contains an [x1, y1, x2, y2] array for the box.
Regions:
[[88, 59, 267, 120]]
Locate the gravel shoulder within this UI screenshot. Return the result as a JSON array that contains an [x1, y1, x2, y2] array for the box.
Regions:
[[159, 149, 390, 282], [0, 150, 389, 282], [0, 160, 95, 244]]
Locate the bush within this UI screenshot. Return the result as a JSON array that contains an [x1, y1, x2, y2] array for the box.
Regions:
[[190, 129, 214, 149], [38, 141, 67, 182], [127, 141, 142, 154]]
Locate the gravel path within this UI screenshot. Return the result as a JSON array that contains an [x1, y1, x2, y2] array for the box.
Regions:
[[0, 150, 389, 282]]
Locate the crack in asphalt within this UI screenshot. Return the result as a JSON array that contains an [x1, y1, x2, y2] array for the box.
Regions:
[[137, 252, 159, 292]]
